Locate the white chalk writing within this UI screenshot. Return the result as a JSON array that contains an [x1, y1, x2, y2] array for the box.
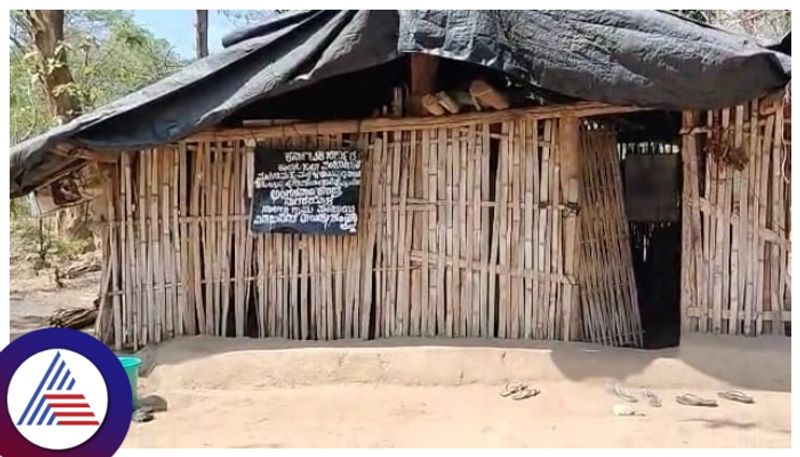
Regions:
[[251, 149, 360, 234]]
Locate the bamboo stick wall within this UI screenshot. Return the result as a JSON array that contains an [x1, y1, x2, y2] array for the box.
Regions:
[[95, 116, 633, 349], [92, 95, 791, 350], [681, 91, 791, 336]]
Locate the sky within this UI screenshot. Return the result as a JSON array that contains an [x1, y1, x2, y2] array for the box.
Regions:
[[132, 10, 242, 59]]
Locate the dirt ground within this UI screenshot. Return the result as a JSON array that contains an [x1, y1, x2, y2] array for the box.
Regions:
[[124, 383, 789, 448], [124, 334, 790, 448], [9, 270, 99, 341], [9, 277, 791, 448]]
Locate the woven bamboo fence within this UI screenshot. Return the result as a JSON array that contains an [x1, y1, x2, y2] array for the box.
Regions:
[[681, 90, 791, 336], [578, 126, 642, 346], [93, 112, 652, 349]]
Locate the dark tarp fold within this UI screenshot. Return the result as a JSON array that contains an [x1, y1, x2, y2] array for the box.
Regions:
[[10, 10, 790, 197]]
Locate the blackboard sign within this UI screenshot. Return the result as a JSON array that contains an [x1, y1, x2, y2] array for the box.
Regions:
[[250, 147, 361, 234]]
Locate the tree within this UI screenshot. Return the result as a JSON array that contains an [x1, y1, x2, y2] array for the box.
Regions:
[[674, 10, 790, 42], [196, 10, 208, 59], [219, 10, 280, 28], [10, 10, 185, 269], [22, 10, 82, 123], [11, 10, 185, 143]]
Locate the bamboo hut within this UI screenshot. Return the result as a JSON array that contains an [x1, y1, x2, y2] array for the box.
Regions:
[[9, 11, 792, 350]]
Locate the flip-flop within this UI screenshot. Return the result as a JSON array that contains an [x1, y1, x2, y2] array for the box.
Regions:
[[676, 393, 718, 407], [718, 390, 755, 404], [500, 381, 525, 397], [512, 387, 541, 401], [642, 389, 662, 407], [607, 383, 639, 403]]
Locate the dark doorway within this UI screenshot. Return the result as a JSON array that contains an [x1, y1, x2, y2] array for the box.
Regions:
[[614, 111, 683, 348], [592, 111, 683, 348], [629, 222, 682, 348]]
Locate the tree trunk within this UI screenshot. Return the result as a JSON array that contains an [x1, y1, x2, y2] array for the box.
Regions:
[[196, 10, 209, 59], [24, 10, 82, 123], [24, 10, 89, 242]]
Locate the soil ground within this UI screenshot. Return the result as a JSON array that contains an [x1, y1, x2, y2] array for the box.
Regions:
[[10, 270, 99, 341], [9, 276, 791, 448], [125, 334, 790, 448], [125, 382, 789, 448]]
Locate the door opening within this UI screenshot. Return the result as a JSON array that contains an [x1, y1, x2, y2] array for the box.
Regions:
[[616, 111, 683, 348]]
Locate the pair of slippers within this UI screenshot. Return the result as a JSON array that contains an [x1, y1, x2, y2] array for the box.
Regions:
[[607, 383, 662, 407], [499, 381, 541, 401], [676, 390, 755, 407]]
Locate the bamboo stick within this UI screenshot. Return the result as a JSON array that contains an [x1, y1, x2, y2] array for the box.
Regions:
[[728, 106, 744, 334], [141, 150, 153, 344], [755, 114, 773, 335], [451, 127, 464, 337], [711, 109, 730, 333], [480, 123, 491, 337], [560, 117, 581, 341], [367, 138, 381, 336], [742, 101, 758, 335], [105, 169, 122, 349], [424, 129, 437, 337], [455, 126, 467, 336], [175, 144, 191, 335], [149, 149, 163, 343], [191, 144, 206, 335], [770, 107, 785, 335], [468, 124, 481, 337], [536, 120, 551, 338], [509, 121, 522, 339], [547, 120, 560, 339], [445, 128, 455, 337], [436, 128, 447, 336], [528, 119, 540, 339], [397, 130, 411, 336], [121, 154, 135, 348], [202, 144, 215, 334], [161, 149, 174, 339]]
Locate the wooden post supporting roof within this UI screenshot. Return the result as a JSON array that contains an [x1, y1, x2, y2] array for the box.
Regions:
[[409, 53, 439, 116], [560, 116, 581, 341]]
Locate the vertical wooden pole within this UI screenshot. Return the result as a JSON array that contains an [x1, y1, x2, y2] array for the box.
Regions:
[[408, 54, 439, 116], [479, 123, 491, 337], [560, 116, 581, 341], [436, 128, 447, 335]]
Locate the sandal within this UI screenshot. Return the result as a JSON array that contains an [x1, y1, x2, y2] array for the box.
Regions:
[[718, 390, 755, 404], [642, 389, 662, 407], [676, 393, 718, 407], [500, 381, 525, 398], [607, 383, 639, 403], [512, 386, 541, 401]]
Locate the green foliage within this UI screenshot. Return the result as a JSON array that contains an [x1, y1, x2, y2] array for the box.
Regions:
[[10, 10, 186, 144], [10, 10, 186, 274], [10, 201, 94, 272]]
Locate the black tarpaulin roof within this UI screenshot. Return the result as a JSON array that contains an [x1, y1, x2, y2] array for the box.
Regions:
[[9, 10, 791, 197]]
